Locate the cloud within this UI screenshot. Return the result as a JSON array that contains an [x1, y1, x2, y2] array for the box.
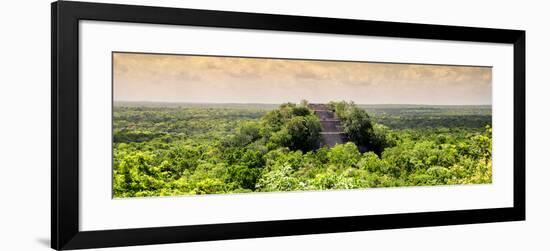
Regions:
[[177, 71, 201, 82], [295, 70, 323, 80], [113, 52, 491, 105]]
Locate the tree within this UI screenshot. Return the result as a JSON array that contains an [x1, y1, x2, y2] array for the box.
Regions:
[[341, 107, 374, 146], [256, 164, 302, 192], [329, 101, 387, 154], [226, 164, 262, 190], [327, 142, 361, 168], [223, 121, 261, 147], [285, 115, 321, 152]]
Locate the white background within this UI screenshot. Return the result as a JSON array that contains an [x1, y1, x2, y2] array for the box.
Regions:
[[0, 0, 548, 250]]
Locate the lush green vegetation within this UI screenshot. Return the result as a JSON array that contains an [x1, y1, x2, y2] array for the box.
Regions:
[[360, 104, 492, 129], [113, 101, 492, 198]]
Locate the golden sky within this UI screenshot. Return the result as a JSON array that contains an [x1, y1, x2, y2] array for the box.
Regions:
[[113, 52, 491, 105]]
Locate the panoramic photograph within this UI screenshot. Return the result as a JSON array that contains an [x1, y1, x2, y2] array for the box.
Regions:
[[112, 52, 492, 198]]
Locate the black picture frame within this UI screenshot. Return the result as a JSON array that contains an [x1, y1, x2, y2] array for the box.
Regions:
[[51, 1, 525, 250]]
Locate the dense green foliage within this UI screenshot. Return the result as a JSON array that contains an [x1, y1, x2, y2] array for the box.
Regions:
[[113, 102, 492, 197], [360, 104, 492, 129], [329, 101, 390, 155]]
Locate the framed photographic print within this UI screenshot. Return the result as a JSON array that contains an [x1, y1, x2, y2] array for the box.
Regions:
[[51, 1, 525, 250]]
